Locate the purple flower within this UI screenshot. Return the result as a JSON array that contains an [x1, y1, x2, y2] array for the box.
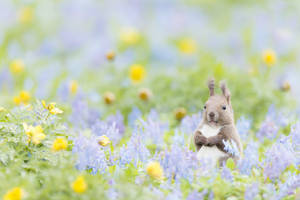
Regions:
[[208, 191, 214, 199], [221, 166, 234, 182], [238, 141, 260, 175], [172, 130, 186, 146], [244, 182, 259, 200], [91, 112, 124, 144], [0, 69, 14, 91], [106, 111, 125, 135], [236, 116, 252, 140], [69, 97, 100, 129], [72, 134, 108, 174], [264, 136, 296, 180], [186, 190, 207, 200], [256, 105, 288, 140], [223, 140, 240, 158], [276, 173, 300, 200], [149, 185, 164, 197], [139, 110, 169, 146], [180, 112, 202, 135], [165, 189, 182, 200], [106, 188, 119, 200], [256, 119, 279, 140], [128, 107, 142, 128], [159, 144, 198, 183], [266, 105, 289, 127], [290, 122, 300, 165], [118, 132, 150, 168], [262, 184, 276, 199]]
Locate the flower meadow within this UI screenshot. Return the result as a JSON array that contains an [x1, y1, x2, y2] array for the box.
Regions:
[[1, 0, 300, 199]]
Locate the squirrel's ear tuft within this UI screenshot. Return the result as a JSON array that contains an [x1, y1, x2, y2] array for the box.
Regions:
[[208, 78, 215, 96], [220, 80, 231, 103]]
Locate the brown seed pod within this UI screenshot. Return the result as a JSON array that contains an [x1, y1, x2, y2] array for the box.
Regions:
[[138, 88, 152, 101], [280, 81, 291, 92], [174, 107, 186, 121], [106, 51, 115, 61], [103, 92, 115, 104]]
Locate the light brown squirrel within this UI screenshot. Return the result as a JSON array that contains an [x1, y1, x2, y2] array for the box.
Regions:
[[194, 79, 243, 165]]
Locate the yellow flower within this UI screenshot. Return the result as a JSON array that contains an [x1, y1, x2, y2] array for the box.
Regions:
[[10, 59, 24, 74], [23, 123, 45, 145], [71, 176, 87, 194], [120, 28, 141, 45], [129, 64, 146, 84], [19, 91, 30, 103], [178, 38, 197, 54], [98, 135, 111, 147], [69, 80, 78, 95], [19, 7, 33, 24], [262, 49, 276, 67], [13, 97, 21, 105], [0, 107, 6, 112], [3, 187, 24, 200], [52, 138, 68, 152], [106, 51, 116, 61], [146, 161, 164, 180], [14, 91, 31, 105], [174, 107, 187, 121], [103, 92, 115, 105], [42, 100, 63, 115], [138, 88, 152, 101]]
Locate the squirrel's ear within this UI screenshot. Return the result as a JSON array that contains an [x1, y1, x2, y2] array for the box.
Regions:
[[207, 78, 215, 96], [220, 81, 231, 103]]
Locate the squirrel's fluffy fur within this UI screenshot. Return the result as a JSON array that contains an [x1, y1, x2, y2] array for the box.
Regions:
[[194, 79, 243, 165]]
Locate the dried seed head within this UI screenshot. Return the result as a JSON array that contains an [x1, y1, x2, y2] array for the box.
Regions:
[[139, 88, 152, 101], [103, 92, 115, 105]]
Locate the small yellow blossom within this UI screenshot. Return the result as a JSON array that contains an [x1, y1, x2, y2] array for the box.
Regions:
[[71, 176, 87, 194], [42, 100, 63, 115], [129, 64, 146, 84], [103, 92, 115, 105], [178, 38, 197, 54], [98, 135, 111, 147], [52, 138, 68, 152], [69, 80, 78, 95], [10, 59, 24, 74], [146, 161, 164, 180], [23, 123, 45, 145], [0, 107, 6, 112], [20, 91, 30, 102], [106, 51, 116, 61], [13, 97, 21, 105], [3, 187, 24, 200], [14, 91, 31, 105], [19, 7, 33, 24], [138, 88, 152, 101], [174, 107, 187, 121], [262, 49, 276, 67], [120, 28, 141, 45]]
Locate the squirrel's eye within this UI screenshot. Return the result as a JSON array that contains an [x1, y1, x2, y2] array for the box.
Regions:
[[222, 106, 226, 110], [204, 105, 206, 109]]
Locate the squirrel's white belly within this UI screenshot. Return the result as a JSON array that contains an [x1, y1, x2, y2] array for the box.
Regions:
[[196, 125, 226, 164]]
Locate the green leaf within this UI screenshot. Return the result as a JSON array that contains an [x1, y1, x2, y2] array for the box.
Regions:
[[226, 158, 235, 170]]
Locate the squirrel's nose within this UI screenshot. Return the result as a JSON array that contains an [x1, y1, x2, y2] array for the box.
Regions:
[[209, 112, 215, 118]]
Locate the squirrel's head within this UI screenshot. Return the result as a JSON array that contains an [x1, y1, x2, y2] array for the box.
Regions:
[[203, 79, 234, 126]]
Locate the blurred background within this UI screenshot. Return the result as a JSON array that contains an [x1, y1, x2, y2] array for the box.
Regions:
[[0, 0, 299, 124], [1, 1, 300, 199]]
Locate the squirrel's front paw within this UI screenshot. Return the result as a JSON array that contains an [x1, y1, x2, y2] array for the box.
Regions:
[[195, 134, 207, 145]]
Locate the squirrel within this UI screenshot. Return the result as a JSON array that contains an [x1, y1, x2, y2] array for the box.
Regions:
[[194, 79, 243, 166]]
